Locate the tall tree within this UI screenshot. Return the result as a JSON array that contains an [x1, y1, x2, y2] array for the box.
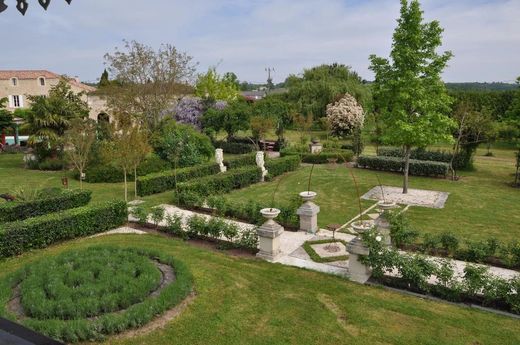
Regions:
[[104, 40, 197, 132], [202, 100, 251, 140], [369, 0, 455, 193], [98, 69, 110, 88], [25, 79, 90, 157], [195, 68, 240, 103], [505, 76, 520, 186], [63, 119, 97, 189]]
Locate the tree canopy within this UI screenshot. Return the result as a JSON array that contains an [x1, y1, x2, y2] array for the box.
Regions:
[[195, 68, 240, 103]]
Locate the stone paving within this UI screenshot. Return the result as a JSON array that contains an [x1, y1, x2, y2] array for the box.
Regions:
[[362, 186, 449, 208]]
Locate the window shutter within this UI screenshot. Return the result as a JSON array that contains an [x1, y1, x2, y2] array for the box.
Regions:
[[19, 95, 24, 107], [8, 95, 13, 108]]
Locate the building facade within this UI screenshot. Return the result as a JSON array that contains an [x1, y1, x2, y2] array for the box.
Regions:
[[0, 70, 108, 121]]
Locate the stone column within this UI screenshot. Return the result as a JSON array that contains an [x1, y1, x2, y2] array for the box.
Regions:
[[215, 148, 227, 173], [346, 237, 371, 284], [297, 191, 320, 234], [374, 201, 398, 247], [256, 208, 284, 262]]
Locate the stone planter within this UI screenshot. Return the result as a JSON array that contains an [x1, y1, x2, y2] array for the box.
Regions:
[[351, 220, 374, 234], [297, 192, 320, 234], [256, 208, 284, 262], [377, 200, 397, 211]]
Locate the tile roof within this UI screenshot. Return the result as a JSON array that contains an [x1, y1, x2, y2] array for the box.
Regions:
[[0, 70, 61, 80]]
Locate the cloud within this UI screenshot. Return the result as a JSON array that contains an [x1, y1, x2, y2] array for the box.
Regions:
[[1, 0, 518, 83]]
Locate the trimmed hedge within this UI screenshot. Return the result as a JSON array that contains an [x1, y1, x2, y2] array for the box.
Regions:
[[177, 166, 261, 197], [214, 140, 255, 154], [0, 190, 92, 223], [357, 155, 449, 177], [224, 154, 256, 169], [0, 201, 127, 258], [378, 147, 471, 170], [265, 155, 301, 178], [280, 150, 354, 164], [77, 155, 171, 183], [136, 163, 221, 196]]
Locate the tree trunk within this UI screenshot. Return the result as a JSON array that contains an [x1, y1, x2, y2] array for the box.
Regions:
[[79, 169, 83, 190], [134, 167, 138, 199], [0, 129, 5, 146], [123, 169, 128, 202], [403, 145, 411, 194]]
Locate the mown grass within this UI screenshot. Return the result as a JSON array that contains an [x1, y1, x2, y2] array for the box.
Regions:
[[0, 235, 518, 345]]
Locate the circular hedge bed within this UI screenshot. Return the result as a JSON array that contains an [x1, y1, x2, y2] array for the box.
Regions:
[[0, 246, 193, 343]]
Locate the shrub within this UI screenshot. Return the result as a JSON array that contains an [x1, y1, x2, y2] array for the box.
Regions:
[[264, 155, 300, 179], [136, 163, 221, 196], [387, 211, 419, 247], [164, 213, 184, 238], [130, 205, 149, 226], [0, 201, 127, 258], [280, 150, 353, 164], [378, 146, 472, 170], [214, 140, 255, 154], [439, 232, 459, 254], [224, 154, 257, 169], [78, 154, 171, 183], [357, 155, 449, 177], [0, 190, 92, 223], [177, 166, 261, 197], [150, 206, 166, 228]]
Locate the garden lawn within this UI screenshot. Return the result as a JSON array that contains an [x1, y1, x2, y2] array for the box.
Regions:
[[0, 234, 518, 345], [225, 147, 520, 243]]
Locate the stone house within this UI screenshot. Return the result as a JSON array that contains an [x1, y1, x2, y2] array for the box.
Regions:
[[0, 70, 109, 122]]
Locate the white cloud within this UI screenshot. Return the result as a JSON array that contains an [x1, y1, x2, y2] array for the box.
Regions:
[[0, 0, 518, 83]]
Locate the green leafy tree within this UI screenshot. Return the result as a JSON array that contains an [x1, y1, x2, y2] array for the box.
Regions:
[[505, 76, 520, 186], [369, 0, 455, 193], [284, 63, 370, 118], [0, 98, 13, 146], [63, 119, 97, 189], [25, 79, 89, 157], [98, 69, 110, 88], [253, 97, 291, 141], [202, 100, 251, 140], [195, 68, 240, 103]]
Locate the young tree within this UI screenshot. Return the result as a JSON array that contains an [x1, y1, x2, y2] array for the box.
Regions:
[[250, 116, 274, 149], [292, 112, 314, 145], [195, 68, 240, 103], [63, 119, 97, 189], [26, 79, 90, 157], [127, 126, 152, 199], [202, 100, 251, 140], [253, 97, 291, 142], [104, 40, 197, 132], [106, 122, 135, 202], [369, 0, 455, 193]]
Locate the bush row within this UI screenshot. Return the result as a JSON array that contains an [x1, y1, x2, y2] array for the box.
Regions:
[[213, 140, 256, 154], [264, 155, 301, 179], [388, 211, 520, 269], [280, 150, 354, 164], [0, 190, 92, 223], [378, 147, 472, 170], [136, 163, 221, 196], [357, 155, 449, 177], [361, 229, 520, 314], [77, 154, 171, 183], [0, 201, 127, 258]]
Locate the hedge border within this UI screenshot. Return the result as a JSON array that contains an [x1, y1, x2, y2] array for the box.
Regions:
[[357, 155, 449, 177]]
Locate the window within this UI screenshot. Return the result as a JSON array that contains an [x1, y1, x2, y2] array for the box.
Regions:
[[39, 77, 45, 86], [11, 78, 17, 86], [11, 95, 22, 108]]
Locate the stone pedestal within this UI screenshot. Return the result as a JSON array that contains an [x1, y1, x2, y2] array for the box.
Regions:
[[256, 209, 284, 262], [374, 202, 398, 247], [309, 143, 323, 154], [297, 191, 320, 234], [346, 237, 371, 284]]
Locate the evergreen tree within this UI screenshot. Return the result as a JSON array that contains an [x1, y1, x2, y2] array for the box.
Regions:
[[99, 69, 110, 88]]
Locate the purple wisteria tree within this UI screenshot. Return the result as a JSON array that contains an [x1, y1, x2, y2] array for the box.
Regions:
[[167, 98, 227, 131]]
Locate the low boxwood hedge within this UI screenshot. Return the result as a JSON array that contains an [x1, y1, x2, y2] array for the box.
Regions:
[[214, 140, 255, 154], [0, 190, 92, 223], [378, 147, 472, 170], [177, 166, 261, 197], [0, 201, 127, 258], [136, 163, 221, 196], [357, 155, 449, 177], [265, 155, 301, 178], [280, 150, 353, 164], [77, 154, 172, 183]]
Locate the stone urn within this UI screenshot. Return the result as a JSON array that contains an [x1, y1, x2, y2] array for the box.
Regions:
[[351, 220, 374, 234], [299, 191, 317, 202], [257, 208, 284, 262], [377, 200, 397, 211], [260, 208, 281, 221]]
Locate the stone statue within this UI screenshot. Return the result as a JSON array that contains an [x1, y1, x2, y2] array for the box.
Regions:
[[256, 151, 268, 182], [215, 149, 227, 173]]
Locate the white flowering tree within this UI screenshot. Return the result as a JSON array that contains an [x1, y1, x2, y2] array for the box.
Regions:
[[326, 94, 365, 137]]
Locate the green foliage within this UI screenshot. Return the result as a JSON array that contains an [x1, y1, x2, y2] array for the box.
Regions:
[[253, 97, 292, 140], [78, 154, 171, 183], [195, 68, 240, 102], [150, 206, 166, 227], [3, 246, 193, 343], [213, 140, 255, 154], [20, 247, 162, 319], [0, 98, 13, 134], [387, 210, 419, 247], [0, 201, 127, 258], [25, 79, 90, 152], [264, 155, 301, 179], [153, 120, 213, 168], [136, 163, 221, 196], [130, 205, 149, 226], [0, 189, 92, 223], [164, 213, 184, 237], [302, 239, 349, 263], [202, 100, 252, 139], [284, 63, 370, 118], [280, 149, 353, 164], [223, 154, 257, 169], [357, 155, 449, 177], [378, 146, 472, 170]]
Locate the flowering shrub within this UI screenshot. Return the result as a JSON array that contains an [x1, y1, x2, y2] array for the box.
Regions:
[[326, 93, 364, 136], [172, 98, 227, 130]]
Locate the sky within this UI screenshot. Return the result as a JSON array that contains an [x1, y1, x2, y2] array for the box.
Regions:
[[1, 0, 519, 84]]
